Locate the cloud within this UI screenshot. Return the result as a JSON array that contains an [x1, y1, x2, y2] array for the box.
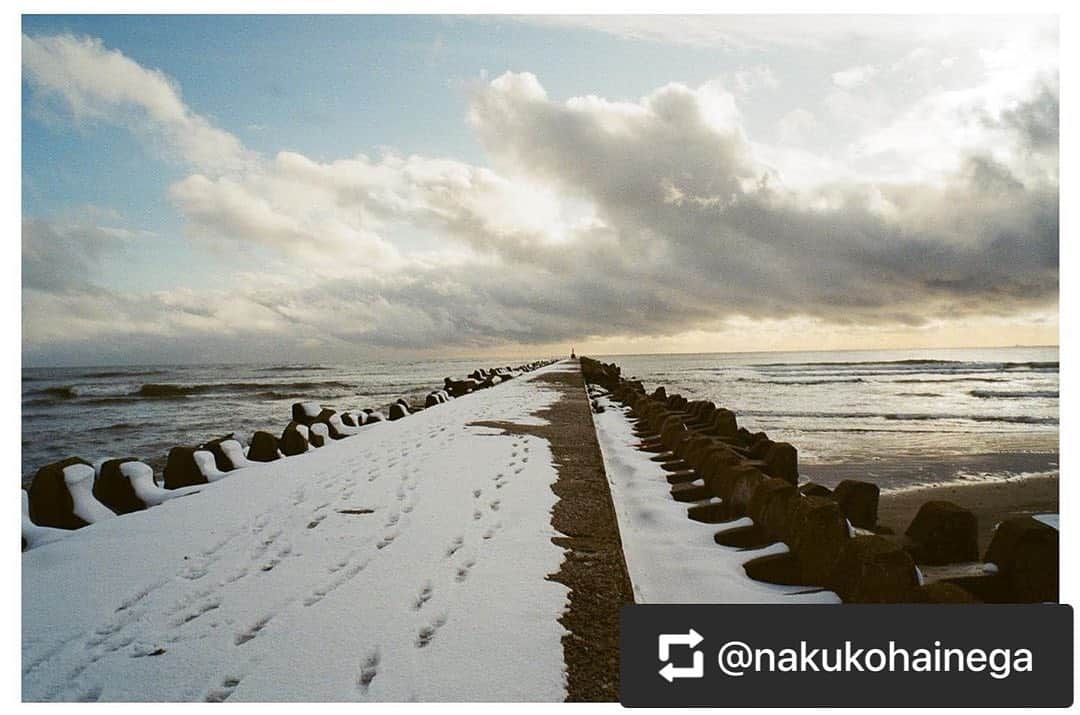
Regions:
[[22, 33, 251, 172], [832, 64, 879, 89], [22, 33, 1059, 362], [518, 15, 1050, 51]]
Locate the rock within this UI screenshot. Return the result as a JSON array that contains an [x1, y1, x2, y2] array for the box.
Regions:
[[832, 479, 880, 529], [389, 403, 409, 421], [786, 496, 850, 585], [748, 478, 798, 527], [703, 458, 755, 502], [762, 442, 799, 485], [94, 457, 149, 514], [322, 412, 357, 439], [366, 411, 386, 423], [715, 523, 774, 549], [905, 500, 979, 565], [660, 420, 688, 452], [798, 482, 832, 498], [164, 447, 208, 489], [22, 489, 70, 550], [709, 408, 738, 438], [28, 457, 115, 529], [340, 412, 358, 426], [829, 535, 919, 603], [726, 466, 768, 516], [651, 386, 667, 402], [425, 393, 441, 408], [279, 422, 310, 457], [309, 423, 330, 447], [290, 402, 323, 427], [940, 574, 1012, 603], [983, 516, 1058, 602], [911, 582, 981, 603], [446, 379, 478, 398], [687, 502, 732, 523], [671, 482, 711, 502], [200, 435, 252, 471], [744, 552, 804, 586], [747, 437, 775, 461], [247, 431, 280, 462]]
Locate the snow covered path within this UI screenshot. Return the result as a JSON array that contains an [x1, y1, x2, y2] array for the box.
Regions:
[[23, 364, 571, 702], [591, 392, 840, 605]]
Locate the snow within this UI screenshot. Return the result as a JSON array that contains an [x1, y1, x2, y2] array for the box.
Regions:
[[22, 491, 70, 550], [1034, 513, 1059, 530], [309, 422, 330, 444], [328, 413, 358, 437], [23, 363, 570, 702], [192, 450, 228, 482], [297, 402, 322, 419], [219, 440, 254, 469], [64, 463, 117, 525], [590, 393, 840, 604], [120, 461, 202, 508]]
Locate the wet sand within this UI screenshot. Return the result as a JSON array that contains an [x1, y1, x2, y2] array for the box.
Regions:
[[877, 474, 1059, 555]]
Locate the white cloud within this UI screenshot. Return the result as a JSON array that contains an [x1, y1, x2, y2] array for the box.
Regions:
[[22, 34, 252, 172], [832, 64, 879, 89], [21, 31, 1059, 362]]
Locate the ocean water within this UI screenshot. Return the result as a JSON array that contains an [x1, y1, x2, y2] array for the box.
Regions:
[[20, 358, 525, 484], [21, 348, 1059, 492], [598, 347, 1059, 491]]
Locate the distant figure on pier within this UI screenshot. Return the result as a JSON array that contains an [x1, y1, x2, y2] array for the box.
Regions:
[[570, 346, 576, 359]]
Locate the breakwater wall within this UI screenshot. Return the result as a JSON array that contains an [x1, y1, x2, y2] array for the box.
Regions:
[[22, 359, 557, 550], [580, 357, 1058, 604]]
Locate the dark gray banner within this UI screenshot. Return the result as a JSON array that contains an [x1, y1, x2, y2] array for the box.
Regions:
[[620, 604, 1073, 707]]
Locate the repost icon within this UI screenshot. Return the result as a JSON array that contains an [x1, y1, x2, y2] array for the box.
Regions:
[[658, 628, 704, 682]]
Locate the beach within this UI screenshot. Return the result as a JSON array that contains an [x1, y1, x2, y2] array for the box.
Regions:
[[878, 474, 1059, 554]]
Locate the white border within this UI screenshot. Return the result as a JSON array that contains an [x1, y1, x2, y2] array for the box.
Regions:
[[6, 4, 1075, 713]]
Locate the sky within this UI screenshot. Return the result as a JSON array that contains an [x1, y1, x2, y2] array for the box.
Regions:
[[21, 14, 1059, 366]]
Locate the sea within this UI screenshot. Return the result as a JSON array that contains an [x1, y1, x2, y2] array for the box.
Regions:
[[20, 357, 510, 484], [21, 347, 1058, 491], [597, 346, 1058, 491]]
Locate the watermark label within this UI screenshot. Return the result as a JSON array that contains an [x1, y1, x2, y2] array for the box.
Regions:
[[620, 604, 1073, 707]]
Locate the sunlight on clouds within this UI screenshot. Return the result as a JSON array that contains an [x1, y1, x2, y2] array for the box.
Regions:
[[20, 19, 1059, 362]]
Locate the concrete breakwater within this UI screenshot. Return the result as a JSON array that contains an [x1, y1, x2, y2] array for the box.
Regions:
[[22, 360, 556, 549], [580, 357, 1058, 604]]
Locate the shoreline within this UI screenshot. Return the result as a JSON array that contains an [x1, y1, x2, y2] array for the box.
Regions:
[[877, 473, 1059, 554]]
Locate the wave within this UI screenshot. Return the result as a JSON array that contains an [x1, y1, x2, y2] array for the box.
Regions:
[[28, 380, 358, 403], [734, 378, 868, 384], [254, 365, 336, 372], [969, 389, 1059, 399], [741, 409, 1057, 425], [82, 369, 168, 378], [736, 377, 866, 385], [754, 361, 1058, 379], [138, 383, 194, 398], [893, 377, 1008, 384], [42, 386, 78, 399], [755, 359, 962, 368], [896, 392, 944, 397]]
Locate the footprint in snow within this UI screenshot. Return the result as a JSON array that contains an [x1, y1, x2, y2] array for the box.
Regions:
[[234, 615, 272, 646], [455, 560, 476, 583], [445, 536, 464, 558], [358, 649, 380, 693], [416, 614, 448, 648], [205, 677, 241, 702], [413, 582, 433, 610]]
